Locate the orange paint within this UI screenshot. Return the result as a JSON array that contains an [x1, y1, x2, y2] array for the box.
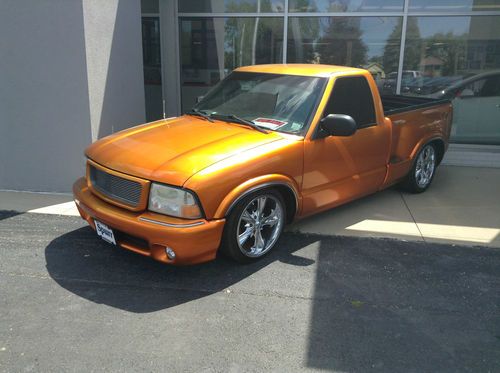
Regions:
[[73, 64, 452, 265]]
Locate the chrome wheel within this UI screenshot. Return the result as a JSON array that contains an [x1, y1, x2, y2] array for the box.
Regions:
[[236, 194, 284, 258], [415, 145, 436, 188]]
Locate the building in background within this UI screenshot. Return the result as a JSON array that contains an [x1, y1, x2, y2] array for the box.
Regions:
[[143, 0, 500, 144], [1, 0, 499, 192]]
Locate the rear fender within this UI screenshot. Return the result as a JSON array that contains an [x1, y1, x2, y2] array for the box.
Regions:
[[410, 135, 446, 164]]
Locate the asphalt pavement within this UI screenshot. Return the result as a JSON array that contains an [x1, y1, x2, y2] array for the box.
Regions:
[[1, 211, 499, 372]]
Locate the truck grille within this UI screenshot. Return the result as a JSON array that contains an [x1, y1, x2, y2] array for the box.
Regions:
[[89, 165, 142, 207]]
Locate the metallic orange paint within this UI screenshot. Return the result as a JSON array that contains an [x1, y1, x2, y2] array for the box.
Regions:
[[73, 178, 225, 265], [73, 64, 452, 265]]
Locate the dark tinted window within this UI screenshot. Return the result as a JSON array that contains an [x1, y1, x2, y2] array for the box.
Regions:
[[324, 76, 376, 128], [480, 75, 500, 97], [457, 76, 500, 98]]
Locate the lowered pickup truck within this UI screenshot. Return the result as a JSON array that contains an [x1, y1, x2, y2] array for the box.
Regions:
[[73, 64, 452, 265]]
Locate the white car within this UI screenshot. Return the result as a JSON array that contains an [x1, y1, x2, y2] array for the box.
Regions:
[[437, 71, 500, 145]]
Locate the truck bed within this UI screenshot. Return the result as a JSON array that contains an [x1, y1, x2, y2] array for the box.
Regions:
[[381, 95, 451, 116]]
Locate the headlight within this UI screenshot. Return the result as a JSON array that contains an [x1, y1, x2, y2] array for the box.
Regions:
[[148, 183, 202, 219]]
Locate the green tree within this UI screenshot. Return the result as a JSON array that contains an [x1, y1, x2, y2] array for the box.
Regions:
[[315, 17, 368, 67], [423, 32, 467, 76], [383, 17, 422, 74]]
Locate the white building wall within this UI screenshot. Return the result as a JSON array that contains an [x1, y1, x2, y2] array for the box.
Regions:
[[0, 0, 145, 192]]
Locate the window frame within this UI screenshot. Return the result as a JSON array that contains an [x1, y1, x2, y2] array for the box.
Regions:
[[319, 75, 378, 132]]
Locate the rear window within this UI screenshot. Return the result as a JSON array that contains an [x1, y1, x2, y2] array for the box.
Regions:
[[324, 76, 376, 128]]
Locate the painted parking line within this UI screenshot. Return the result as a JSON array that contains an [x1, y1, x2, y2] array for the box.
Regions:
[[346, 219, 500, 244], [28, 201, 80, 216]]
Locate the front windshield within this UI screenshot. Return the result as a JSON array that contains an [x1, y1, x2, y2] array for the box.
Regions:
[[193, 72, 326, 134]]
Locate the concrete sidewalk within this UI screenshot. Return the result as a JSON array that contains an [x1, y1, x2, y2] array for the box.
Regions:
[[1, 166, 499, 248]]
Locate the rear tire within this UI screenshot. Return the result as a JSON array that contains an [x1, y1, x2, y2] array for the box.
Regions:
[[221, 189, 286, 264], [400, 143, 437, 193]]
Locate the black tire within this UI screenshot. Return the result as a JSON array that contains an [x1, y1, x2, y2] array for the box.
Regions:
[[400, 143, 438, 193], [221, 189, 286, 264]]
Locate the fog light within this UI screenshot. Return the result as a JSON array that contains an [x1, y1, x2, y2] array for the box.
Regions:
[[165, 247, 176, 260]]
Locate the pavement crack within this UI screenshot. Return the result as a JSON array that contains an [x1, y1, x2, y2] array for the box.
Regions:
[[399, 191, 426, 243]]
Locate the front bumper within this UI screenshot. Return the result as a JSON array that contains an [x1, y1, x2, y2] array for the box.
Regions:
[[73, 177, 225, 265]]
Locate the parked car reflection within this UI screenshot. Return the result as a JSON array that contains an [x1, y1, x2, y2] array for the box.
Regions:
[[382, 70, 500, 144], [435, 71, 500, 144]]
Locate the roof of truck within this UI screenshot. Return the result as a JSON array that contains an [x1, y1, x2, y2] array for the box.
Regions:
[[235, 64, 365, 77]]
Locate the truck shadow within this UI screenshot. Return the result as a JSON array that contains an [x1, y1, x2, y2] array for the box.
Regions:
[[44, 226, 318, 313], [44, 226, 499, 371]]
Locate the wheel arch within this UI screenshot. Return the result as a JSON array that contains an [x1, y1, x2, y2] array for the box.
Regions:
[[214, 175, 300, 223], [410, 136, 446, 166]]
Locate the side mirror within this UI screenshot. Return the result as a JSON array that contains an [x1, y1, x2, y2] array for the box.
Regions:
[[319, 114, 357, 137]]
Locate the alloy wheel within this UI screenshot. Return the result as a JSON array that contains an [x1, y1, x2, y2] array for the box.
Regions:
[[415, 145, 436, 188], [236, 194, 284, 258]]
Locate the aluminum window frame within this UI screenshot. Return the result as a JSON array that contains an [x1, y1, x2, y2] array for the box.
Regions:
[[147, 0, 500, 116]]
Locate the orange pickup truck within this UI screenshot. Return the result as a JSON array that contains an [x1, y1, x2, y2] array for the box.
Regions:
[[73, 64, 452, 265]]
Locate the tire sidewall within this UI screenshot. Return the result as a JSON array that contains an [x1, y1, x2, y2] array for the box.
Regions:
[[221, 189, 286, 263]]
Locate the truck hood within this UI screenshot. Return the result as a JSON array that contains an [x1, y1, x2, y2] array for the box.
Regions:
[[86, 116, 286, 186]]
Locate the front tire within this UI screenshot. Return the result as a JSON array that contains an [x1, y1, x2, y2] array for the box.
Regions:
[[221, 190, 286, 263], [401, 143, 437, 193]]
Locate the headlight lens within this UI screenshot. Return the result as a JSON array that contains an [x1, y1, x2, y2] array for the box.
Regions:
[[148, 183, 202, 219]]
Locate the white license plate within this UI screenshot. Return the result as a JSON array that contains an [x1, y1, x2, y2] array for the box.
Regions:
[[94, 220, 116, 245]]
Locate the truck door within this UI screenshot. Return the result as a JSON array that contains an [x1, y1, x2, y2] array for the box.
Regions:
[[301, 75, 391, 215]]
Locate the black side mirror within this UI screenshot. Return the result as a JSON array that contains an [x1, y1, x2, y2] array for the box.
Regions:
[[319, 114, 357, 137]]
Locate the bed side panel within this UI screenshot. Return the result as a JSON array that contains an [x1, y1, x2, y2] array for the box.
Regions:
[[383, 103, 452, 187]]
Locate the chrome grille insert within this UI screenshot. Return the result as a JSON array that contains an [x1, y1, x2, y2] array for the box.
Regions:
[[89, 165, 142, 207]]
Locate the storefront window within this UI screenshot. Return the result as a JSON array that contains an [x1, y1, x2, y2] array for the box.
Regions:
[[141, 0, 159, 13], [287, 17, 402, 90], [289, 0, 404, 12], [180, 17, 284, 112], [409, 0, 500, 12], [402, 16, 500, 144], [179, 0, 285, 13], [142, 16, 163, 121], [140, 0, 500, 145]]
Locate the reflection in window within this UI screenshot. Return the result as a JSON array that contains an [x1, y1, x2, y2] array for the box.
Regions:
[[448, 72, 500, 144], [409, 0, 500, 12], [287, 17, 402, 89], [180, 17, 284, 112], [289, 0, 404, 12], [402, 16, 500, 95], [179, 0, 285, 13], [142, 17, 163, 121], [402, 16, 500, 144]]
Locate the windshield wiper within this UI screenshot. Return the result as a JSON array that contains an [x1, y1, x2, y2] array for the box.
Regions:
[[187, 108, 214, 122], [210, 114, 268, 134]]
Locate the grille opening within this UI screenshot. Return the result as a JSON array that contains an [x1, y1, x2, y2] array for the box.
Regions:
[[115, 231, 149, 251], [89, 165, 142, 207]]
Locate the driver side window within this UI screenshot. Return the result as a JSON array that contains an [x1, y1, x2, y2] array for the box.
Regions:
[[323, 76, 376, 129]]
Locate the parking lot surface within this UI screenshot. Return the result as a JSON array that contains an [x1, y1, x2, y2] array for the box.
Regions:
[[1, 211, 499, 372]]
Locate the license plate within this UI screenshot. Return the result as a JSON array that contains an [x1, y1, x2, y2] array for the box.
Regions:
[[94, 220, 116, 245]]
